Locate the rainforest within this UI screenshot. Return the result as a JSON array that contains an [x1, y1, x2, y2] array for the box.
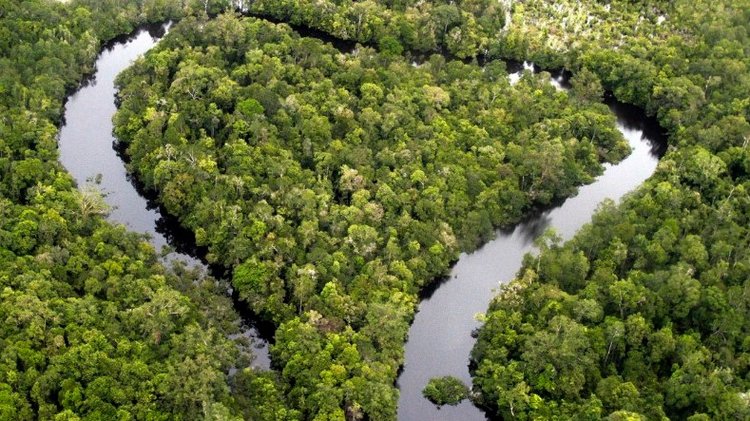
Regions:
[[1, 0, 749, 420]]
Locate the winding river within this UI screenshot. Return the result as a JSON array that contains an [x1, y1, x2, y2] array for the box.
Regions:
[[396, 66, 667, 420], [56, 18, 666, 420], [57, 22, 271, 370]]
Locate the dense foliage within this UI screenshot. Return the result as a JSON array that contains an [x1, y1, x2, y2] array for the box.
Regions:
[[112, 12, 628, 419], [240, 0, 747, 135], [244, 0, 506, 59], [472, 0, 750, 419], [6, 0, 750, 419], [422, 376, 470, 406], [0, 0, 280, 419]]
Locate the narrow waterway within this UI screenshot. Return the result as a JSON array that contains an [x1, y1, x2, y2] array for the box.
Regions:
[[396, 66, 667, 420], [56, 22, 271, 370], [54, 15, 668, 418]]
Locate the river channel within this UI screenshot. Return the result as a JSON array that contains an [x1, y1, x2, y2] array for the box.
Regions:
[[56, 18, 667, 420], [396, 66, 667, 420], [57, 22, 271, 370]]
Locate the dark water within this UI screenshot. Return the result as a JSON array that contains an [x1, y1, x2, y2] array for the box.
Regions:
[[56, 22, 270, 370], [238, 8, 358, 54], [396, 65, 667, 420], [55, 16, 667, 418]]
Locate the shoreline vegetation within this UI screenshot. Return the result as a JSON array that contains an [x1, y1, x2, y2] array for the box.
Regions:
[[113, 11, 630, 420], [1, 0, 748, 420], [1, 1, 260, 419]]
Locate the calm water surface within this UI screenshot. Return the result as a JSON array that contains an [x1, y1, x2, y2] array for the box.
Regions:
[[55, 19, 667, 417], [57, 22, 270, 370], [396, 66, 667, 420]]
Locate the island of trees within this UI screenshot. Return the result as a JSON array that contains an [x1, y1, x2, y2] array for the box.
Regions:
[[112, 10, 634, 419], [2, 0, 749, 420]]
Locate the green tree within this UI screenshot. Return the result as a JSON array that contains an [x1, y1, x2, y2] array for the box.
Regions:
[[422, 376, 470, 406]]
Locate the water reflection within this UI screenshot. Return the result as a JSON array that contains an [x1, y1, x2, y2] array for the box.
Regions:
[[57, 23, 271, 369], [517, 213, 553, 245], [396, 65, 667, 421], [55, 15, 671, 416]]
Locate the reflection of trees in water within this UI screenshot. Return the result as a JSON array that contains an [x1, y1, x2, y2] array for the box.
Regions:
[[146, 21, 168, 39], [418, 274, 453, 301], [133, 169, 275, 345], [517, 213, 552, 246], [605, 94, 668, 157]]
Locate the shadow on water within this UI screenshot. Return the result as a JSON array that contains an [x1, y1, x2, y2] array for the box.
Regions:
[[58, 21, 273, 370], [417, 273, 453, 302], [396, 59, 668, 420], [104, 21, 170, 52], [82, 23, 170, 92], [418, 203, 556, 303], [58, 24, 168, 127], [59, 12, 671, 418], [604, 92, 669, 157], [137, 175, 278, 344], [238, 10, 357, 54], [116, 138, 278, 346], [516, 213, 553, 245]]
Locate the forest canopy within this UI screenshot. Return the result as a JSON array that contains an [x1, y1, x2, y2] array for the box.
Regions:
[[0, 0, 270, 419], [112, 12, 628, 420], [471, 0, 750, 419], [3, 0, 750, 419]]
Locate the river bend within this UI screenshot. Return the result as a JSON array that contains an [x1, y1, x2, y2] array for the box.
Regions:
[[55, 19, 666, 419], [396, 66, 667, 420], [57, 22, 271, 370]]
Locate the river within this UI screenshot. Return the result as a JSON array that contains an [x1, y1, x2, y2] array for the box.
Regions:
[[396, 65, 667, 420], [55, 18, 667, 420], [56, 22, 271, 370]]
